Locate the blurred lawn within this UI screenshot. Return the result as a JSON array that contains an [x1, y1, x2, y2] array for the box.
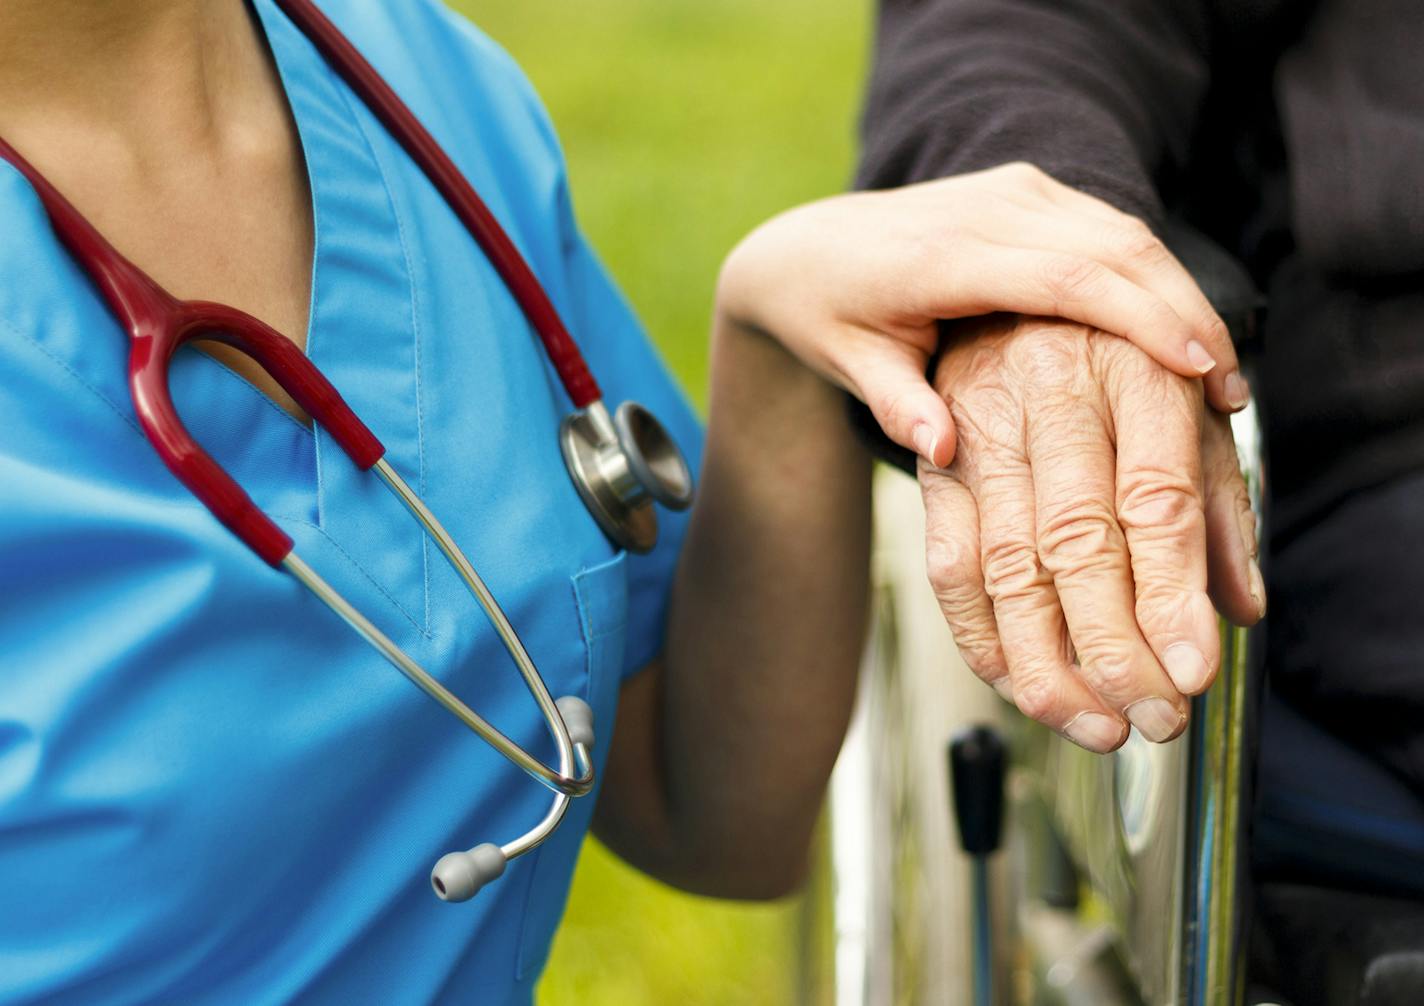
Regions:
[[453, 1, 870, 1003]]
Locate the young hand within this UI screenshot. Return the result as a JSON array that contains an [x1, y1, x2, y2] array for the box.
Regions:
[[716, 162, 1246, 468]]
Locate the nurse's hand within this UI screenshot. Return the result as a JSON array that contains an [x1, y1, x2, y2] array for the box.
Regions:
[[717, 162, 1246, 468], [920, 314, 1264, 751]]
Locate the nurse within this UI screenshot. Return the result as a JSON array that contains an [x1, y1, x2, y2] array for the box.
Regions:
[[0, 1, 1240, 1003]]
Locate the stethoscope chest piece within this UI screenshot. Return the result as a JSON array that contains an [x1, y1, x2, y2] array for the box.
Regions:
[[561, 399, 693, 553]]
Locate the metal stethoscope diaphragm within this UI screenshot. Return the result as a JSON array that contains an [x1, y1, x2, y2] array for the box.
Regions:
[[561, 400, 694, 554]]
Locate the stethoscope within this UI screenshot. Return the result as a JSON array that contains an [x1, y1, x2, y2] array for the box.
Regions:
[[0, 0, 693, 903]]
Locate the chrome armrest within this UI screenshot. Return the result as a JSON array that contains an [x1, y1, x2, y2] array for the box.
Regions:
[[1020, 401, 1264, 1005]]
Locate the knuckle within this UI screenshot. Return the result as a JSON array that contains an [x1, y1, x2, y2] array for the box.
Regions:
[[1103, 348, 1201, 417], [1114, 223, 1169, 266], [1133, 587, 1190, 637], [899, 227, 945, 278], [1238, 497, 1258, 540], [1013, 672, 1066, 724], [1007, 326, 1089, 390], [1203, 314, 1232, 349], [952, 399, 1027, 459], [1232, 485, 1259, 560], [998, 160, 1048, 188], [1143, 295, 1190, 335], [874, 386, 916, 435], [1081, 649, 1140, 697], [1116, 473, 1201, 531], [1042, 255, 1110, 304], [1095, 327, 1169, 380], [925, 533, 979, 597], [1037, 501, 1123, 571], [980, 538, 1045, 599], [1206, 458, 1249, 509], [956, 635, 1008, 683]]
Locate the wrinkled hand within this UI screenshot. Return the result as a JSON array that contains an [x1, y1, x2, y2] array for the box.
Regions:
[[921, 315, 1264, 751], [718, 162, 1248, 469]]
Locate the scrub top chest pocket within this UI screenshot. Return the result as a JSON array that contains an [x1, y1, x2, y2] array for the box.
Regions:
[[517, 549, 630, 980]]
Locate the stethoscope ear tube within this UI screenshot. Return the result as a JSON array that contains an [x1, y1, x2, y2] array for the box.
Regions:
[[430, 697, 595, 903], [283, 459, 599, 899]]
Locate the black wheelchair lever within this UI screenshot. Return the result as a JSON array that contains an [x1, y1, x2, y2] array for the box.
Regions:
[[950, 724, 1008, 1006]]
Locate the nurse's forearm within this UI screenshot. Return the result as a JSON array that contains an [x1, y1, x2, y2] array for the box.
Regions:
[[593, 311, 872, 899]]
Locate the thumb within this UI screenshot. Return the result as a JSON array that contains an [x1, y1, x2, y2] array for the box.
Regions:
[[845, 344, 957, 468]]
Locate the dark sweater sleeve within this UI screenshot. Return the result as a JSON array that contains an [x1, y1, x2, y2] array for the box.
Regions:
[[857, 0, 1216, 229]]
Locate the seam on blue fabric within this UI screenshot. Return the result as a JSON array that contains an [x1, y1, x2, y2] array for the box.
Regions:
[[579, 595, 628, 643], [260, 8, 428, 642], [6, 312, 314, 521], [294, 517, 431, 639], [571, 558, 629, 644], [331, 71, 434, 635], [2, 316, 145, 437], [583, 620, 628, 644], [275, 21, 330, 536], [6, 308, 317, 442]]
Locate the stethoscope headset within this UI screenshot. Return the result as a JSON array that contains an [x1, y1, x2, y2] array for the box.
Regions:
[[0, 0, 693, 902]]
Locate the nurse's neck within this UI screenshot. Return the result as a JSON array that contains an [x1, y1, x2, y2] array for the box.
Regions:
[[0, 0, 279, 157], [0, 0, 317, 422]]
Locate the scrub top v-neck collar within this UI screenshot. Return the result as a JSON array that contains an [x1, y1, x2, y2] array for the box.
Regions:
[[0, 1, 433, 628], [251, 0, 431, 627]]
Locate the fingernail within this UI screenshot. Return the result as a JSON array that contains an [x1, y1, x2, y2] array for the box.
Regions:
[[1125, 697, 1186, 743], [990, 677, 1014, 702], [1064, 712, 1125, 753], [1163, 642, 1211, 694], [1249, 560, 1267, 618], [912, 422, 937, 463], [1224, 371, 1250, 411], [1185, 340, 1216, 374]]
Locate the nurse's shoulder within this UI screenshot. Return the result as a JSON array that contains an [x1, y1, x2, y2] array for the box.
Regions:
[[310, 0, 577, 313], [315, 0, 565, 178]]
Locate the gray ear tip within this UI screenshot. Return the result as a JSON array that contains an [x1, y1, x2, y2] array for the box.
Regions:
[[556, 695, 596, 749], [431, 844, 507, 903]]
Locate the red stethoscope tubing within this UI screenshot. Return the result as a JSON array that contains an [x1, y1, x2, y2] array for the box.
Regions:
[[276, 0, 600, 409], [0, 0, 602, 567]]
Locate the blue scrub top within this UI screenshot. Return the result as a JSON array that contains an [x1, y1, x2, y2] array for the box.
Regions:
[[0, 1, 703, 1002]]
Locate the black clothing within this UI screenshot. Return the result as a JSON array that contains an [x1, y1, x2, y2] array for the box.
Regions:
[[858, 0, 1424, 791]]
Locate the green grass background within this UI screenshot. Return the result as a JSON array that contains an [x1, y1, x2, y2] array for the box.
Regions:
[[452, 1, 870, 1003]]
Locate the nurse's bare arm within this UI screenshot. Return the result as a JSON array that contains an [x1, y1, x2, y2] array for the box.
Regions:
[[592, 307, 871, 900]]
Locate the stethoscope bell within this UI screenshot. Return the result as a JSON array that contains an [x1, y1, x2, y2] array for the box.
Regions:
[[560, 399, 693, 553]]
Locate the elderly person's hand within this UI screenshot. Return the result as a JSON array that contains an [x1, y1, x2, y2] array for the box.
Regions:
[[719, 162, 1247, 469], [920, 314, 1265, 751], [718, 164, 1262, 753]]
